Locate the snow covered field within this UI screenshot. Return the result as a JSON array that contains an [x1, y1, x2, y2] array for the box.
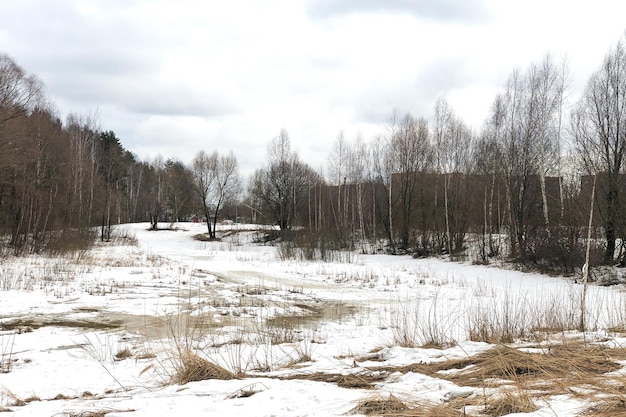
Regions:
[[2, 222, 626, 416]]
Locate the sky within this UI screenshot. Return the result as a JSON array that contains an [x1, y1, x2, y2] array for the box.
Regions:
[[1, 0, 625, 177]]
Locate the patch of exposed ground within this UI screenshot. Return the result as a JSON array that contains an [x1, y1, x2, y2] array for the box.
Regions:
[[0, 316, 122, 332]]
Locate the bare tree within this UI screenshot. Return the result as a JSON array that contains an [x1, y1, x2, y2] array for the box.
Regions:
[[531, 55, 567, 231], [66, 112, 100, 227], [432, 98, 473, 255], [191, 150, 218, 237], [0, 53, 43, 125], [0, 55, 45, 248], [327, 131, 370, 246], [328, 131, 348, 186], [209, 151, 241, 237], [572, 38, 626, 264], [97, 131, 132, 241], [249, 129, 320, 231], [474, 96, 507, 261], [148, 156, 165, 230], [163, 158, 197, 226], [370, 129, 396, 246], [492, 56, 565, 261], [500, 68, 535, 259], [328, 131, 349, 234], [348, 133, 369, 246], [391, 114, 432, 250]]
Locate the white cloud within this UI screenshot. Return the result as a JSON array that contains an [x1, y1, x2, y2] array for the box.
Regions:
[[305, 0, 491, 22]]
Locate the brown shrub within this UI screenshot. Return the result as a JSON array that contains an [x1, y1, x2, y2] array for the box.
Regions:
[[172, 349, 234, 384]]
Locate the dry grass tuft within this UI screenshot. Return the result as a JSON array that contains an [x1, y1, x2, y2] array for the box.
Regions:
[[193, 233, 220, 242], [280, 371, 388, 389], [114, 348, 133, 361], [63, 410, 135, 417], [172, 349, 234, 384], [583, 397, 626, 416], [350, 397, 463, 416], [335, 374, 381, 389], [52, 393, 76, 400], [482, 392, 537, 416], [352, 394, 407, 415], [226, 382, 269, 399], [135, 351, 156, 360], [408, 404, 466, 417]]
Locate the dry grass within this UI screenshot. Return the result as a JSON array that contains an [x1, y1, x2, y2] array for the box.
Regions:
[[349, 391, 534, 417], [351, 394, 407, 415], [62, 410, 135, 417], [583, 396, 626, 416], [226, 382, 269, 399], [135, 350, 156, 360], [280, 340, 626, 416], [280, 371, 388, 389], [172, 349, 235, 384], [354, 340, 626, 416], [577, 371, 626, 416], [408, 403, 467, 417], [351, 395, 465, 417], [193, 233, 221, 242], [481, 392, 537, 416], [114, 348, 133, 361], [387, 341, 623, 392]]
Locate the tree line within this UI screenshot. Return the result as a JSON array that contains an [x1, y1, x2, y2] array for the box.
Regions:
[[2, 37, 626, 272]]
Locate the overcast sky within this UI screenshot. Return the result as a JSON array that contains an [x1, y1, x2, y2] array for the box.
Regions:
[[1, 0, 625, 176]]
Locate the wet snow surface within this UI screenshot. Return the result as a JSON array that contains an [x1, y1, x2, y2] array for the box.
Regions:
[[0, 223, 624, 416]]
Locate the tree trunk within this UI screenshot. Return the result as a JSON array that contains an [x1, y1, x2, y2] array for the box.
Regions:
[[605, 187, 618, 264], [444, 173, 452, 255]]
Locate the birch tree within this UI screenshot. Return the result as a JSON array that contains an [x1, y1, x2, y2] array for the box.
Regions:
[[492, 55, 565, 261], [392, 114, 431, 250], [328, 132, 349, 235], [531, 55, 567, 231], [572, 38, 626, 264], [370, 114, 399, 247], [66, 113, 100, 227], [432, 98, 473, 255]]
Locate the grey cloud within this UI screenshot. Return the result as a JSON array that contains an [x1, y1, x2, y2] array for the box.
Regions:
[[415, 57, 473, 97], [306, 0, 491, 23], [353, 57, 476, 124], [47, 72, 239, 118], [353, 85, 430, 125], [125, 85, 241, 118], [2, 1, 159, 88], [0, 1, 238, 119]]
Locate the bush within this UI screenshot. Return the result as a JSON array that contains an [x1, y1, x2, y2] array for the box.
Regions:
[[277, 231, 354, 262], [523, 226, 603, 274], [45, 228, 96, 255]]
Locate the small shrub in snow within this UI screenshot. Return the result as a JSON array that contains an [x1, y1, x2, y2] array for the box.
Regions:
[[172, 349, 234, 384]]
